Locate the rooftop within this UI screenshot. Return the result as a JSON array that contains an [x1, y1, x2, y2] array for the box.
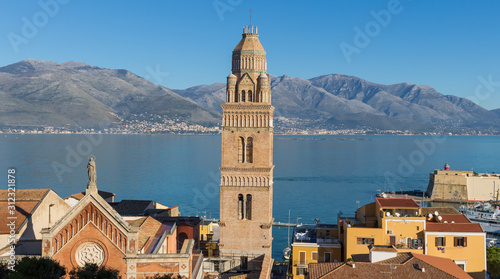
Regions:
[[426, 222, 483, 233], [0, 189, 50, 234], [433, 214, 470, 224], [368, 245, 397, 253], [0, 188, 49, 201], [309, 252, 472, 279], [110, 200, 155, 216], [293, 224, 340, 245], [65, 190, 115, 201], [420, 207, 460, 215], [233, 26, 265, 52], [376, 198, 420, 209]]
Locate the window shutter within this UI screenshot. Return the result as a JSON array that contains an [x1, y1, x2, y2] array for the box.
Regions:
[[464, 237, 467, 247], [435, 237, 439, 246], [443, 237, 446, 246], [454, 237, 458, 247]]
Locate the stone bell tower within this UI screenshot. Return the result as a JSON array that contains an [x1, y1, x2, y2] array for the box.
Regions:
[[219, 25, 274, 270]]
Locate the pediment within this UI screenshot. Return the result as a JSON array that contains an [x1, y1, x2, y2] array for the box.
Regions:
[[46, 192, 133, 237]]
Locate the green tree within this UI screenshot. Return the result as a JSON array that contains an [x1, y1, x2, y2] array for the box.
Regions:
[[9, 257, 66, 279], [69, 263, 120, 279], [488, 246, 500, 279], [0, 262, 13, 278]]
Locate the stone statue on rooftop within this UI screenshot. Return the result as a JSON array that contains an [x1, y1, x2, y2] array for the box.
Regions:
[[87, 157, 96, 186]]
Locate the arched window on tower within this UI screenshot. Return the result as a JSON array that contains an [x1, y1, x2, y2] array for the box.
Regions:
[[248, 90, 253, 102], [241, 90, 246, 102], [246, 137, 253, 163], [234, 91, 238, 102], [238, 194, 244, 219], [246, 194, 252, 220], [237, 137, 245, 163]]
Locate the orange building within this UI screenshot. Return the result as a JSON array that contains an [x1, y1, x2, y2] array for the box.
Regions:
[[337, 198, 486, 279]]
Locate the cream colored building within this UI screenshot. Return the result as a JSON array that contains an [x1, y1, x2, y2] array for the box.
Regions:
[[0, 189, 71, 256], [427, 169, 500, 201]]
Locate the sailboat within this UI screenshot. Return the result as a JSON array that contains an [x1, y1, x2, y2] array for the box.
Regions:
[[283, 209, 291, 261]]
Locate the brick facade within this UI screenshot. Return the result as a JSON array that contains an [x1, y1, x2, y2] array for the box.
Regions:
[[219, 26, 274, 270]]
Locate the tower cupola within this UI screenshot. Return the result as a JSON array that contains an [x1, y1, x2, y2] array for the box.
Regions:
[[232, 26, 267, 74]]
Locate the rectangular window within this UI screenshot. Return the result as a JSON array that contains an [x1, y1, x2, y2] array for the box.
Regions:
[[241, 256, 248, 270], [406, 237, 413, 248], [435, 236, 445, 247], [312, 252, 318, 261], [297, 267, 306, 275], [326, 230, 330, 236], [299, 251, 306, 265], [357, 238, 374, 245], [324, 252, 331, 263], [454, 236, 467, 247], [454, 260, 467, 271]]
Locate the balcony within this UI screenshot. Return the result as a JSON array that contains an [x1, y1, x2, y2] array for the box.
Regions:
[[382, 209, 420, 218], [293, 225, 340, 245]]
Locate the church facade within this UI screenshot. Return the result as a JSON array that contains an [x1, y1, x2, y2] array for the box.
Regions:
[[219, 25, 274, 274], [39, 159, 203, 279]]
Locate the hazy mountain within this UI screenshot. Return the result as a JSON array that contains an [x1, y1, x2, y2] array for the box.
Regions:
[[0, 59, 219, 128], [175, 74, 500, 131], [1, 59, 498, 132]]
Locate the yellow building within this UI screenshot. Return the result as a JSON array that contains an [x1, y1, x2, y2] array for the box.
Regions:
[[200, 220, 218, 257], [337, 198, 486, 279], [290, 224, 341, 278], [424, 217, 485, 279]]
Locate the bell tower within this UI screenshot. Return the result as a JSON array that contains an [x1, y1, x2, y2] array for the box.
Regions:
[[219, 25, 273, 270]]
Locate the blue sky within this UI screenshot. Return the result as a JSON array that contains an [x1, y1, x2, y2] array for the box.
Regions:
[[1, 0, 500, 109]]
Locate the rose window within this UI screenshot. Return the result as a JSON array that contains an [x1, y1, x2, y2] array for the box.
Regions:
[[75, 242, 105, 267]]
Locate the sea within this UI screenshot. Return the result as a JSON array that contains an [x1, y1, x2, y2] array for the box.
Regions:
[[1, 134, 499, 259]]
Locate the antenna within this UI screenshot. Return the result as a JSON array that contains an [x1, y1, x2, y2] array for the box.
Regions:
[[249, 9, 252, 26]]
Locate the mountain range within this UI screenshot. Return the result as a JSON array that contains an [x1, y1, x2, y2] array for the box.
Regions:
[[1, 59, 499, 132], [0, 59, 219, 129], [174, 75, 500, 132]]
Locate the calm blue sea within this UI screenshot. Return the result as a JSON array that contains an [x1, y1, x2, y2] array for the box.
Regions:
[[1, 134, 499, 259]]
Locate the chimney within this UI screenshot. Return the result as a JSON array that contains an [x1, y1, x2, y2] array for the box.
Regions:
[[422, 268, 425, 272], [352, 263, 355, 268]]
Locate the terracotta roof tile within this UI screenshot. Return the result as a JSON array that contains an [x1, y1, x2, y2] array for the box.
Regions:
[[309, 254, 472, 279], [0, 201, 39, 234], [0, 189, 49, 201], [412, 253, 473, 279], [376, 198, 420, 209], [127, 217, 147, 227], [426, 223, 483, 233], [136, 216, 162, 253], [377, 252, 413, 264], [308, 262, 345, 278], [421, 207, 460, 215], [0, 189, 49, 234], [435, 214, 470, 224]]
